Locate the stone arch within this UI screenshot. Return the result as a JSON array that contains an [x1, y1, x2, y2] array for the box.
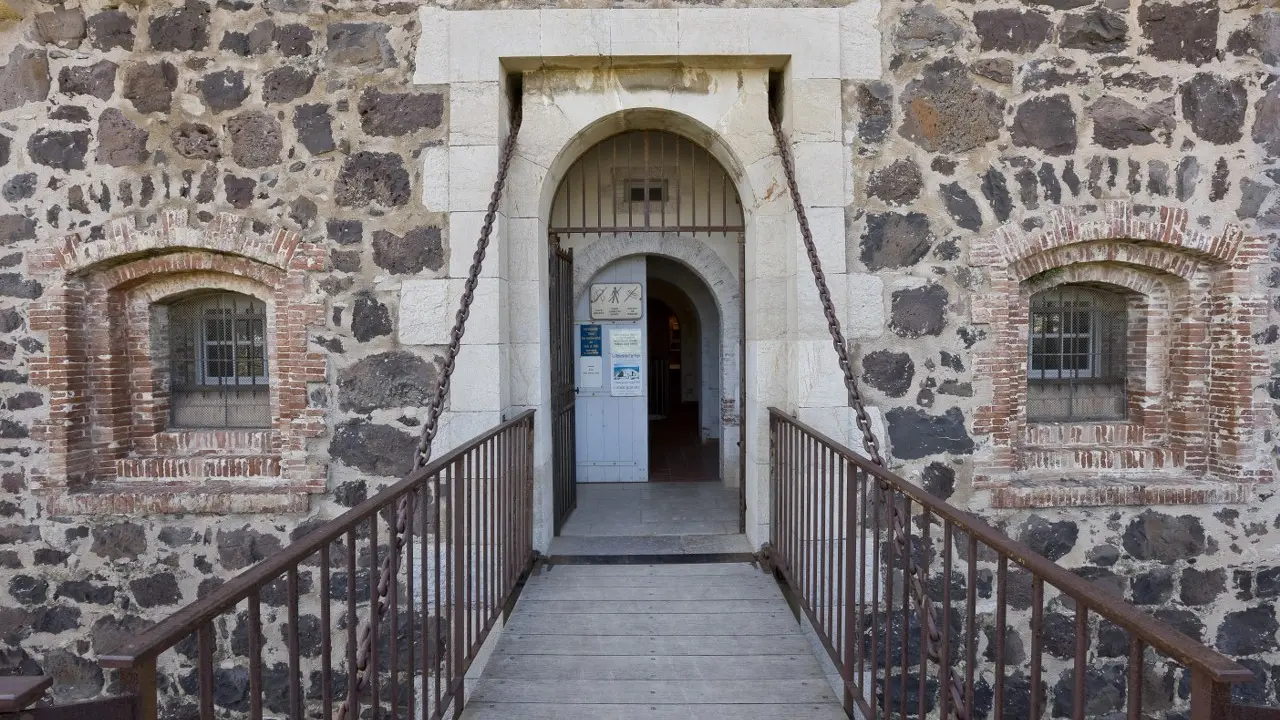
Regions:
[[572, 232, 741, 346]]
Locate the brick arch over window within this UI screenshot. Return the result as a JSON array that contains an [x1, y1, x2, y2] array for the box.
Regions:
[[27, 208, 328, 515], [970, 201, 1270, 509]]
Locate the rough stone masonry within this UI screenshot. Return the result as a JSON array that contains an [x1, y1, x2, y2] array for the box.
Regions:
[[0, 0, 1278, 714]]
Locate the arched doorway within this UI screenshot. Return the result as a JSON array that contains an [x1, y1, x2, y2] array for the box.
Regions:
[[547, 129, 746, 544]]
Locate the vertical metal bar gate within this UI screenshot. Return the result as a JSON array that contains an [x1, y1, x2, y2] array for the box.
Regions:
[[549, 237, 577, 534]]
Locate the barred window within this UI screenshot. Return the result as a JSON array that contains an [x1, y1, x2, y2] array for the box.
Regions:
[[168, 292, 270, 428], [1027, 285, 1128, 422]]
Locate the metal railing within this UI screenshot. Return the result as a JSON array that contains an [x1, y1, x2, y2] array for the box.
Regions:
[[62, 411, 537, 720], [768, 408, 1262, 720]]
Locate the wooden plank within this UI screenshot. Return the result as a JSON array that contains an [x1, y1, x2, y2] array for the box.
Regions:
[[495, 633, 815, 657], [461, 702, 848, 720], [469, 678, 841, 705], [513, 599, 789, 615], [484, 653, 826, 681], [517, 584, 784, 601], [503, 612, 800, 636], [523, 574, 779, 590], [536, 563, 762, 578]]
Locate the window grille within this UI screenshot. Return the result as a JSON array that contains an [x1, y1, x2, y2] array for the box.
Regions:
[[1026, 285, 1128, 422], [167, 292, 270, 428]]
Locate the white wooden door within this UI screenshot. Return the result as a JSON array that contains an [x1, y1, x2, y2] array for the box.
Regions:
[[574, 256, 648, 482]]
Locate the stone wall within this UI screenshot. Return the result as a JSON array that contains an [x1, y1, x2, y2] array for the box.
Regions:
[[0, 0, 1278, 711]]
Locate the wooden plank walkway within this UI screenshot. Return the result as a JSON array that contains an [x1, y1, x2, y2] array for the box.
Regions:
[[461, 563, 846, 720]]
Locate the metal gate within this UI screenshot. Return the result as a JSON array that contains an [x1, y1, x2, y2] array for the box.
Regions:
[[549, 238, 577, 534]]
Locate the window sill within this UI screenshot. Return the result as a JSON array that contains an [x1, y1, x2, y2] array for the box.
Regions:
[[973, 474, 1256, 509], [39, 479, 321, 516]]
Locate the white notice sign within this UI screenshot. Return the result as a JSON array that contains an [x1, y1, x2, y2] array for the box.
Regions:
[[579, 357, 603, 389], [590, 283, 644, 320], [609, 328, 642, 358], [611, 360, 642, 396]]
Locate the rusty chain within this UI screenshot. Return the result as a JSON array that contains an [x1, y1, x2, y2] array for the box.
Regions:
[[334, 105, 523, 720], [768, 110, 956, 718]]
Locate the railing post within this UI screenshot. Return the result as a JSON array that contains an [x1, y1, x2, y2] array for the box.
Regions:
[[120, 660, 157, 720], [1190, 669, 1233, 720]]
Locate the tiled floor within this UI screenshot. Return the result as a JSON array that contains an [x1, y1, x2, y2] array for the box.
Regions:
[[551, 482, 751, 555]]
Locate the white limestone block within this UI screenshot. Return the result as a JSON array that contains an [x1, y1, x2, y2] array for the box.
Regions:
[[434, 410, 503, 457], [791, 142, 846, 208], [450, 11, 539, 83], [507, 281, 544, 344], [744, 155, 790, 217], [448, 211, 504, 279], [746, 277, 789, 341], [505, 217, 543, 282], [449, 81, 501, 146], [414, 8, 449, 85], [799, 205, 846, 275], [747, 214, 795, 280], [840, 0, 884, 81], [790, 78, 842, 143], [796, 271, 848, 341], [678, 9, 750, 56], [846, 273, 885, 340], [748, 339, 791, 408], [747, 9, 840, 79], [609, 9, 678, 57], [449, 343, 503, 412], [513, 101, 574, 171], [504, 154, 548, 220], [449, 145, 500, 213], [797, 338, 849, 408], [400, 277, 503, 346], [421, 145, 448, 212], [509, 342, 543, 406], [541, 9, 611, 58]]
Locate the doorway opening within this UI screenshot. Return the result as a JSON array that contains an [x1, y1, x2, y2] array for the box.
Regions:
[[545, 127, 746, 551], [647, 264, 719, 484]]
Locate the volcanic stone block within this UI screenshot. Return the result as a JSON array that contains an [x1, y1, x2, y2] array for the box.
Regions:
[[226, 111, 282, 168], [170, 122, 220, 160], [866, 159, 922, 206], [972, 9, 1051, 52], [122, 61, 177, 114], [58, 61, 116, 100], [0, 47, 50, 113], [1181, 73, 1248, 145], [262, 66, 316, 104], [294, 103, 335, 155], [372, 227, 444, 275], [326, 23, 395, 69], [334, 151, 411, 207], [861, 212, 933, 270], [97, 109, 149, 167], [885, 406, 974, 459], [329, 420, 416, 477], [149, 1, 210, 52], [34, 9, 86, 48], [27, 130, 89, 171], [358, 87, 444, 136], [1060, 7, 1128, 52], [1121, 510, 1206, 562], [1089, 96, 1174, 149], [338, 351, 440, 413], [889, 283, 948, 338], [198, 69, 248, 113], [1139, 1, 1219, 65], [350, 291, 392, 342], [87, 10, 134, 51], [1011, 94, 1078, 156], [899, 58, 1004, 153]]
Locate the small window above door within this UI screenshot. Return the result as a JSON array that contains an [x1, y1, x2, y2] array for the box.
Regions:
[[625, 179, 668, 204]]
